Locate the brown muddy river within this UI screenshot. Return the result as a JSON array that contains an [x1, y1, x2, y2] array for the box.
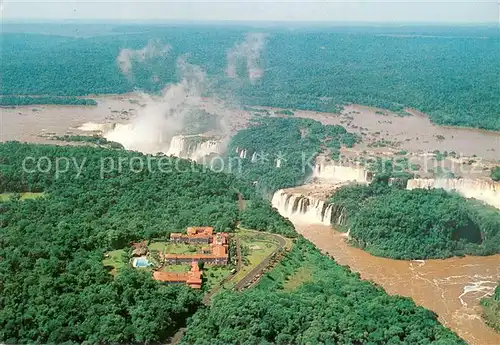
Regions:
[[294, 223, 500, 345]]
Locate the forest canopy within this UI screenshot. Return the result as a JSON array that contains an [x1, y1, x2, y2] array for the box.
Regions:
[[481, 285, 500, 332], [491, 167, 500, 182], [181, 238, 466, 344], [329, 180, 500, 259], [0, 141, 294, 344], [0, 95, 97, 106], [227, 116, 359, 194], [1, 24, 499, 130]]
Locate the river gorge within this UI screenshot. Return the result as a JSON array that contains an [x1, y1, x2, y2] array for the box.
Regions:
[[272, 185, 500, 345]]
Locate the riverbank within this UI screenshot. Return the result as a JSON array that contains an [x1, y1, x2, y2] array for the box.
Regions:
[[291, 222, 500, 345]]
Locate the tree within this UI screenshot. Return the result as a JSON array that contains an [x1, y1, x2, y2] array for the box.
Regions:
[[329, 182, 500, 259], [180, 239, 466, 344], [491, 167, 500, 182]]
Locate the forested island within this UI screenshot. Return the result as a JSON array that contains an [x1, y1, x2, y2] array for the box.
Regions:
[[227, 116, 359, 193], [2, 24, 499, 130], [0, 95, 97, 106], [329, 179, 500, 259], [492, 167, 500, 181]]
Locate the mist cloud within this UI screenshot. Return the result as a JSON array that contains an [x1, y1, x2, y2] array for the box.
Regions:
[[117, 39, 171, 77], [105, 35, 268, 155], [106, 55, 208, 153], [226, 33, 267, 82]]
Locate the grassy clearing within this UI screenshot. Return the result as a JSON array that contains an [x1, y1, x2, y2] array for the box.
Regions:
[[148, 242, 198, 254], [0, 192, 45, 201], [225, 232, 278, 288], [243, 241, 277, 265], [204, 266, 232, 291], [237, 228, 281, 243], [102, 249, 126, 275], [282, 265, 314, 291]]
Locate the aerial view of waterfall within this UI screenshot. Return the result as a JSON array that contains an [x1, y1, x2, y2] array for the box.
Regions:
[[1, 3, 499, 345]]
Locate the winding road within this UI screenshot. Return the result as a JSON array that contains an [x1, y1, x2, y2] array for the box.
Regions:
[[168, 230, 290, 344], [233, 231, 287, 290]]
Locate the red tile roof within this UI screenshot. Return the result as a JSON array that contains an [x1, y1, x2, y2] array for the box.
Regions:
[[153, 261, 203, 289], [186, 227, 213, 236], [212, 244, 227, 257], [166, 229, 229, 261]]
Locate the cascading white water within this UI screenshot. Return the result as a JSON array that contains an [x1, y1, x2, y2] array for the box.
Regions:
[[166, 135, 224, 160], [312, 162, 370, 183], [78, 122, 115, 132], [234, 147, 248, 159], [105, 123, 170, 153], [251, 152, 258, 163], [272, 189, 346, 226], [190, 140, 223, 160], [166, 135, 187, 157], [276, 158, 281, 168], [407, 178, 500, 209]]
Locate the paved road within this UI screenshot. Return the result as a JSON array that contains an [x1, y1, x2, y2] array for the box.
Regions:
[[233, 232, 287, 290], [168, 230, 289, 344]]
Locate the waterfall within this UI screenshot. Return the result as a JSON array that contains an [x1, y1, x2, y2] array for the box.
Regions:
[[105, 123, 169, 153], [234, 147, 249, 159], [166, 135, 186, 157], [407, 178, 500, 209], [272, 189, 347, 226], [190, 140, 224, 161], [166, 135, 224, 160], [251, 152, 258, 163], [312, 162, 371, 183], [78, 122, 115, 132], [276, 158, 281, 168]]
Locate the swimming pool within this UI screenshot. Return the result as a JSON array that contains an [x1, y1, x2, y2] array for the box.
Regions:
[[133, 257, 151, 268]]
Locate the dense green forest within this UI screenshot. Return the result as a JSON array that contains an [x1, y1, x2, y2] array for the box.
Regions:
[[0, 141, 294, 344], [2, 24, 499, 130], [329, 180, 500, 259], [181, 238, 465, 344], [239, 198, 296, 237], [481, 285, 500, 332], [54, 135, 124, 149], [0, 95, 97, 106], [227, 116, 359, 194], [491, 167, 500, 181]]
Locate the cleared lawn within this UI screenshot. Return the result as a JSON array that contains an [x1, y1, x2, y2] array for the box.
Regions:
[[237, 227, 293, 249], [283, 265, 314, 291], [148, 242, 199, 254], [242, 240, 277, 266], [102, 249, 126, 275], [204, 266, 232, 291], [0, 192, 45, 201], [237, 228, 278, 242], [225, 234, 278, 288]]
